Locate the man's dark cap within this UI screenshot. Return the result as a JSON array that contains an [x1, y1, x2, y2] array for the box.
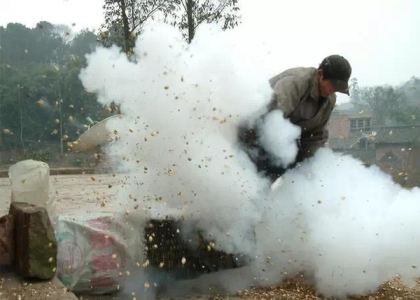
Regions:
[[319, 55, 352, 95]]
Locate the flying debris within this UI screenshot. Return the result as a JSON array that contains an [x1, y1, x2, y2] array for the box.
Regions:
[[75, 24, 420, 299], [2, 129, 12, 135]]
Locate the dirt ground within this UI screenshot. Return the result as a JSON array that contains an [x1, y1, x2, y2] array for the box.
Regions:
[[0, 272, 78, 300], [2, 174, 420, 300], [0, 173, 124, 216]]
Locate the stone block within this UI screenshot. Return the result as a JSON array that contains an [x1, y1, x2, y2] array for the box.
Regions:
[[0, 214, 14, 265], [9, 202, 57, 279]]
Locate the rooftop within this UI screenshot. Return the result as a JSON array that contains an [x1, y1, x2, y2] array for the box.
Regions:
[[374, 126, 420, 144]]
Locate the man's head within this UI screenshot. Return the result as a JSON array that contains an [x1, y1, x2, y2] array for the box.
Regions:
[[317, 55, 352, 97]]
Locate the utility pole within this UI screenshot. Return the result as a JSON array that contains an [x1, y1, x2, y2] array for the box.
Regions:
[[58, 77, 64, 157], [58, 97, 64, 157], [18, 85, 25, 151]]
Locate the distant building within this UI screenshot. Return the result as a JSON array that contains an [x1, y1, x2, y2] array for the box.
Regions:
[[327, 103, 420, 187], [374, 126, 420, 187], [327, 104, 376, 165]]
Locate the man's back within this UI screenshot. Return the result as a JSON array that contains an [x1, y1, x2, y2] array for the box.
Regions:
[[268, 67, 336, 133]]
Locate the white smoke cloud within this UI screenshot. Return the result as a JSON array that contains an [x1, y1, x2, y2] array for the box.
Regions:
[[257, 110, 301, 167], [79, 23, 420, 298], [263, 149, 420, 297]]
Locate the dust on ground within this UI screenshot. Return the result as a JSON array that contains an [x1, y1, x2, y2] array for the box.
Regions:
[[0, 273, 78, 300], [78, 276, 420, 300], [1, 174, 420, 300], [0, 173, 126, 216]]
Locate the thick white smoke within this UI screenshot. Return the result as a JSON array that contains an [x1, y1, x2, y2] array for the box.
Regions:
[[80, 23, 277, 257], [257, 110, 301, 167], [79, 23, 420, 298]]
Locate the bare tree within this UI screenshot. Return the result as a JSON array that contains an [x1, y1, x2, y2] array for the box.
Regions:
[[101, 0, 175, 53], [168, 0, 241, 43], [351, 84, 406, 126], [101, 0, 241, 50]]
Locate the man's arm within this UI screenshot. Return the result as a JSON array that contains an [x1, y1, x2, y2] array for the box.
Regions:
[[296, 119, 329, 163], [296, 92, 336, 162]]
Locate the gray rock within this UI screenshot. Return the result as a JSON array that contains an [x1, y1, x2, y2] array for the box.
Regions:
[[9, 202, 57, 279], [0, 214, 14, 265]]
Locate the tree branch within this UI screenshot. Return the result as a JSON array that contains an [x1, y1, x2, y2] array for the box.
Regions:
[[194, 1, 230, 29], [139, 3, 166, 24], [180, 0, 187, 12]]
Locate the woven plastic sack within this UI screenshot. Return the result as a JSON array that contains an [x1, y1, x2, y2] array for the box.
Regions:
[[55, 212, 144, 294], [9, 160, 56, 217]]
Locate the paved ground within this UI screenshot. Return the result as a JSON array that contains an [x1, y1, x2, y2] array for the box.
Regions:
[[0, 270, 78, 300], [2, 174, 420, 299], [0, 173, 123, 216], [0, 174, 122, 300]]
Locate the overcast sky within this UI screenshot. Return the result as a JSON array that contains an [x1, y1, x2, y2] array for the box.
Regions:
[[1, 0, 419, 91]]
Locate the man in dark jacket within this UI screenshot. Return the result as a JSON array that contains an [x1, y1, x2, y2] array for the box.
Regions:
[[239, 55, 352, 182]]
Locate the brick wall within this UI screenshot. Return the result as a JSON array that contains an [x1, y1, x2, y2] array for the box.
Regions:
[[328, 114, 351, 138]]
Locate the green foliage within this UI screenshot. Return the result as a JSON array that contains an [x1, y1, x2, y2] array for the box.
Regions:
[[100, 0, 175, 53], [0, 22, 106, 153], [69, 30, 98, 57], [349, 78, 414, 126], [167, 0, 241, 43], [0, 22, 68, 66], [22, 148, 52, 162], [394, 77, 420, 125], [99, 0, 241, 51]]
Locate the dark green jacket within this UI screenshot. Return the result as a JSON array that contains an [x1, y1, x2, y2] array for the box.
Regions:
[[268, 67, 336, 161]]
